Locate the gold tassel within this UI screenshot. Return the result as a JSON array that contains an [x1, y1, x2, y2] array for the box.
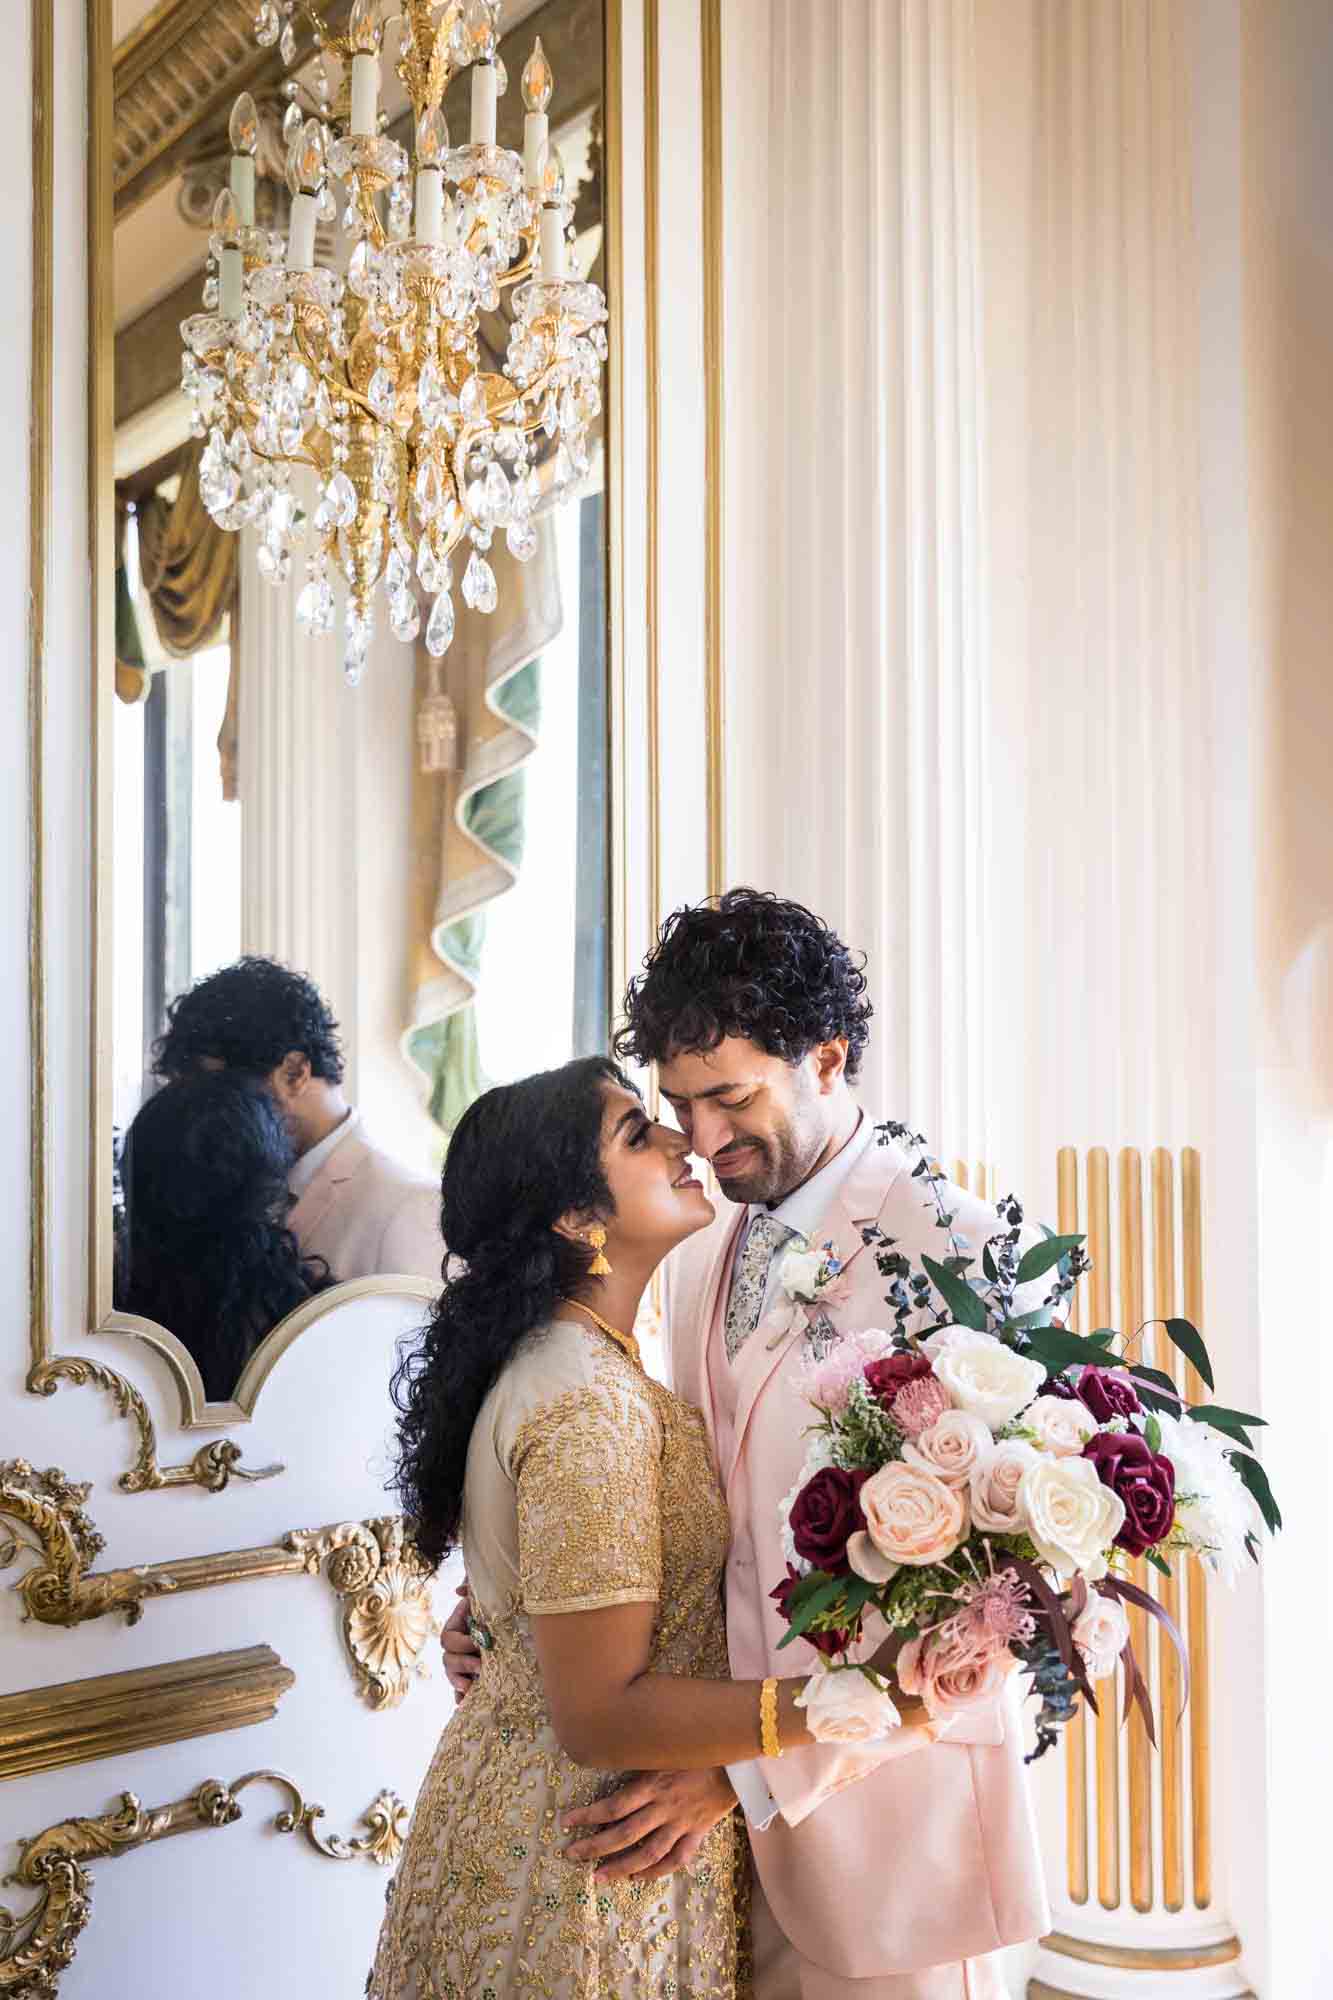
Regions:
[[417, 659, 458, 774], [586, 1224, 613, 1277]]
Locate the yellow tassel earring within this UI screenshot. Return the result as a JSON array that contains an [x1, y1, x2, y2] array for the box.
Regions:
[[584, 1224, 613, 1277]]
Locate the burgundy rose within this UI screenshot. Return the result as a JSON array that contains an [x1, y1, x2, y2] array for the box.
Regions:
[[769, 1564, 847, 1658], [864, 1352, 935, 1408], [1082, 1432, 1175, 1557], [1076, 1365, 1142, 1424], [789, 1466, 868, 1572]]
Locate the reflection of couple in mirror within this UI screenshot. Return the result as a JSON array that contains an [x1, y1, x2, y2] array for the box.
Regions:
[[114, 955, 443, 1400]]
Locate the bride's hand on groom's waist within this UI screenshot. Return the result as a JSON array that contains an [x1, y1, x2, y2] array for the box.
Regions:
[[560, 1767, 738, 1884]]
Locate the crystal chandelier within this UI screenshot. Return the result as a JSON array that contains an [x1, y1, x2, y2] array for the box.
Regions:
[[180, 0, 607, 690]]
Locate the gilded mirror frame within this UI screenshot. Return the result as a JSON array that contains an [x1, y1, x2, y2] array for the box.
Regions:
[[28, 0, 628, 1431]]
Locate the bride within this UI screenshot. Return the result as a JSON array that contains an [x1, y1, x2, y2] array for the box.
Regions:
[[368, 1056, 928, 2000]]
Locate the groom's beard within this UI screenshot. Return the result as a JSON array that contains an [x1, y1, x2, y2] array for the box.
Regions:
[[712, 1118, 827, 1209]]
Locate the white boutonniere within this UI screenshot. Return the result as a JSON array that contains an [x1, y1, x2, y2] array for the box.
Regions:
[[767, 1238, 853, 1355]]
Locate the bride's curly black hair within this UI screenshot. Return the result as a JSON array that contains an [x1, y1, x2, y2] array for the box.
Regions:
[[389, 1055, 634, 1568]]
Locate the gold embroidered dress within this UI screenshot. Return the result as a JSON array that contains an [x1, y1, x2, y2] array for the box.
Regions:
[[368, 1317, 746, 2000]]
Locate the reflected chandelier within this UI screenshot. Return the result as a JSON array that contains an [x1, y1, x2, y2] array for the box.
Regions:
[[180, 0, 607, 696]]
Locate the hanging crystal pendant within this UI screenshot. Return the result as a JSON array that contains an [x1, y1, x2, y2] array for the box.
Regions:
[[417, 534, 448, 594], [506, 518, 538, 563], [368, 368, 396, 421], [390, 587, 422, 642], [425, 588, 456, 657], [344, 607, 372, 685], [461, 550, 497, 613], [254, 2, 280, 46], [279, 18, 297, 64]]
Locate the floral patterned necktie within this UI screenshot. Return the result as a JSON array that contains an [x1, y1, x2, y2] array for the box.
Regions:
[[723, 1213, 795, 1363]]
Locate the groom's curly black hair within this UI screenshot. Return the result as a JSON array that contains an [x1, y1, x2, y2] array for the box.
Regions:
[[614, 888, 873, 1081]]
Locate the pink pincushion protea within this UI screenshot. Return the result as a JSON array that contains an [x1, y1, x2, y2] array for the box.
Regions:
[[892, 1375, 952, 1438], [963, 1568, 1038, 1647]]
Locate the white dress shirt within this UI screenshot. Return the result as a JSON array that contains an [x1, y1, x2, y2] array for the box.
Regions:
[[288, 1105, 359, 1196]]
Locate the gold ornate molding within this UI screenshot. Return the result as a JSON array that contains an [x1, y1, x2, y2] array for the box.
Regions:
[[27, 1359, 284, 1495], [0, 1462, 438, 1707], [1041, 1931, 1243, 1973], [1, 1769, 405, 1997], [0, 1648, 293, 1783], [287, 1516, 441, 1710]]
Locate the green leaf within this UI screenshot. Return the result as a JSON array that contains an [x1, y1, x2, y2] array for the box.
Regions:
[[1129, 1362, 1181, 1398], [982, 1242, 998, 1284], [1088, 1328, 1118, 1349], [922, 1254, 990, 1332], [1006, 1307, 1056, 1331], [1015, 1233, 1084, 1285], [1229, 1450, 1282, 1536], [1145, 1548, 1172, 1577], [1023, 1326, 1121, 1374], [1160, 1316, 1215, 1393], [776, 1573, 848, 1649], [1136, 1384, 1186, 1418], [1189, 1403, 1267, 1433], [1144, 1414, 1162, 1454]]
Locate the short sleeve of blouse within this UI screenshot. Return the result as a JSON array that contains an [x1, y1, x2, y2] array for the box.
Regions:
[[505, 1335, 664, 1616]]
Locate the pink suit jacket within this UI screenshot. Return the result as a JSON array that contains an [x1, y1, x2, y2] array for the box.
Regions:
[[663, 1129, 1050, 1978], [288, 1133, 443, 1285]]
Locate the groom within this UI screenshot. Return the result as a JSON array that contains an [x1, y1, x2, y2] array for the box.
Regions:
[[450, 890, 1049, 1997]]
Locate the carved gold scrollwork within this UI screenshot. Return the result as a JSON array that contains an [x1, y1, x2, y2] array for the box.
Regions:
[[0, 1463, 438, 1707], [1, 1772, 406, 1997], [26, 1359, 284, 1495], [0, 1460, 177, 1628], [286, 1516, 441, 1710]]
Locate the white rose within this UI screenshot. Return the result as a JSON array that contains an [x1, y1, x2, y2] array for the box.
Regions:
[[933, 1332, 1047, 1430], [1025, 1393, 1098, 1458], [919, 1326, 969, 1363], [970, 1438, 1039, 1532], [1072, 1592, 1131, 1681], [795, 1665, 902, 1744], [902, 1410, 995, 1489], [781, 1247, 826, 1301], [1021, 1456, 1126, 1579]]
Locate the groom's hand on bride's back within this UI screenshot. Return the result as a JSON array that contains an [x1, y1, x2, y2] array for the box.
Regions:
[[441, 1586, 482, 1697], [560, 1768, 737, 1883]]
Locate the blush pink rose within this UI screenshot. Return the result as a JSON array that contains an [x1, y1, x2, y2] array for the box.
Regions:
[[902, 1410, 994, 1488], [898, 1611, 1015, 1720], [891, 1375, 952, 1438], [848, 1460, 968, 1575], [969, 1438, 1039, 1533]]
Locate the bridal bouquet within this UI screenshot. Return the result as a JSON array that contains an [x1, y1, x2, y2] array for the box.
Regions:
[[777, 1133, 1280, 1760]]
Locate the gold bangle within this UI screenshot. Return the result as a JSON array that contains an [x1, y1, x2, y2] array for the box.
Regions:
[[760, 1676, 782, 1760]]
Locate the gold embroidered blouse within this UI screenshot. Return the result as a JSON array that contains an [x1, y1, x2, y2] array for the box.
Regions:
[[367, 1318, 746, 2000]]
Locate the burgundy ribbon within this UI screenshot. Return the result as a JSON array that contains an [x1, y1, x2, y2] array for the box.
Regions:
[[1099, 1572, 1191, 1722]]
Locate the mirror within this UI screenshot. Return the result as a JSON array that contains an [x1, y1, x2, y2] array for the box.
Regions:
[[100, 0, 614, 1417]]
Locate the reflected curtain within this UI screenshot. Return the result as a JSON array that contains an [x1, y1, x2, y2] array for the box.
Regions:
[[135, 438, 237, 659], [404, 522, 561, 1133]]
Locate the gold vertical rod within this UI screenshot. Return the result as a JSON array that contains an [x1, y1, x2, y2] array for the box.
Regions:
[[953, 1160, 969, 1191], [27, 0, 54, 1371], [1152, 1149, 1185, 1911], [973, 1159, 988, 1201], [1182, 1147, 1212, 1909], [1057, 1148, 1088, 1907], [88, 0, 116, 1328], [700, 0, 726, 896], [1120, 1150, 1152, 1914], [643, 0, 661, 953], [603, 0, 630, 1026], [1086, 1148, 1119, 1910]]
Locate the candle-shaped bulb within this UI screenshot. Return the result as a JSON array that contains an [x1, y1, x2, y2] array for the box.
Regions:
[[229, 91, 259, 155], [416, 105, 448, 168], [349, 0, 381, 52], [521, 36, 553, 112], [295, 117, 327, 193], [542, 143, 565, 204], [463, 0, 496, 60], [213, 187, 240, 234]]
